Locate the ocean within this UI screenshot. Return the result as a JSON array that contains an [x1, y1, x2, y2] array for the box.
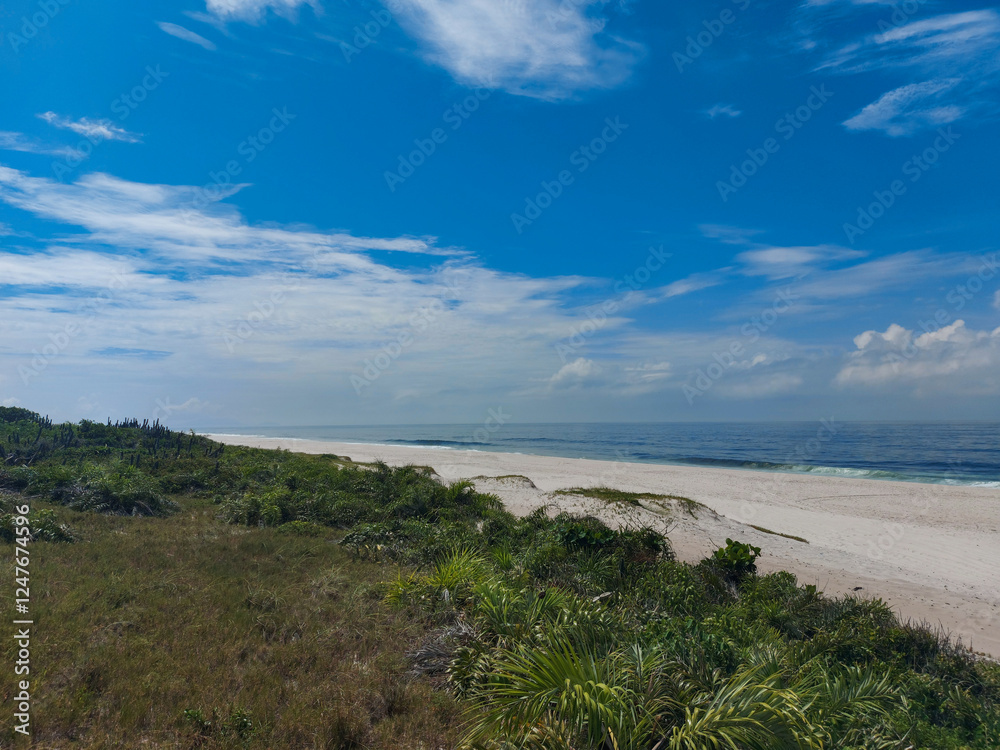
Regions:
[[205, 422, 1000, 488]]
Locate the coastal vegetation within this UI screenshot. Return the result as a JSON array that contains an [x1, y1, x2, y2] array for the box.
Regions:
[[1, 406, 998, 748]]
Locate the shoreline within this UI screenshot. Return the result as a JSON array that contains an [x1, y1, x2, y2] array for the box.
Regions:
[[200, 432, 1000, 488], [206, 433, 1000, 657]]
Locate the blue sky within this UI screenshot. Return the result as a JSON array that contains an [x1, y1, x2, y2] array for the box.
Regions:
[[1, 0, 998, 427]]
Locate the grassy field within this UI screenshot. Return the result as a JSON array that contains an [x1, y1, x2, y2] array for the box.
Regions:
[[1, 406, 999, 749], [1, 494, 461, 749]]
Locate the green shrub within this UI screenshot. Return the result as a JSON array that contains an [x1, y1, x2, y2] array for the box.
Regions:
[[554, 514, 615, 550], [0, 466, 34, 491], [40, 462, 174, 516], [707, 538, 761, 582], [30, 508, 77, 542], [0, 505, 77, 543]]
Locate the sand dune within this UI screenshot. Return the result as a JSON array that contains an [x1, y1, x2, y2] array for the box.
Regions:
[[207, 435, 1000, 657]]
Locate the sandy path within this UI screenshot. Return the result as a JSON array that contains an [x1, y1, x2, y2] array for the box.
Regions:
[[206, 435, 1000, 657]]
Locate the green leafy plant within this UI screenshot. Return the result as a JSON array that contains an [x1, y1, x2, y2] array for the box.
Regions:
[[709, 538, 762, 581]]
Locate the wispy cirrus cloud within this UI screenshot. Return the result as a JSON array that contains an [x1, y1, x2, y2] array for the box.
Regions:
[[0, 167, 459, 270], [869, 10, 1000, 69], [817, 10, 1000, 74], [790, 249, 981, 301], [0, 131, 85, 160], [157, 21, 217, 50], [683, 229, 982, 323], [37, 112, 141, 144], [813, 9, 1000, 136], [737, 244, 865, 279], [658, 271, 726, 299], [843, 78, 963, 136]]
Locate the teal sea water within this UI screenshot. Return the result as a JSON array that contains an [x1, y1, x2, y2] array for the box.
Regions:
[[205, 422, 1000, 488]]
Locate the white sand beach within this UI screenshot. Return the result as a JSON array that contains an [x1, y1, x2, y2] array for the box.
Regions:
[[208, 434, 1000, 657]]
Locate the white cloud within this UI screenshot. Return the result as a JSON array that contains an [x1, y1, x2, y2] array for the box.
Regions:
[[0, 166, 617, 418], [705, 103, 742, 119], [157, 21, 217, 50], [737, 244, 865, 279], [0, 168, 457, 269], [204, 0, 318, 22], [0, 249, 144, 289], [836, 320, 1000, 389], [200, 0, 641, 98], [820, 10, 1000, 136], [822, 10, 1000, 73], [623, 361, 670, 383], [791, 250, 966, 300], [873, 11, 1000, 59], [387, 0, 643, 99], [843, 79, 963, 137], [37, 113, 141, 144], [658, 271, 725, 299], [549, 357, 600, 386], [1, 164, 993, 421], [0, 131, 85, 159], [1, 398, 22, 407]]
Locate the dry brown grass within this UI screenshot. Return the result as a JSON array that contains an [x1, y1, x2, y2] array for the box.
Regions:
[[0, 496, 461, 749]]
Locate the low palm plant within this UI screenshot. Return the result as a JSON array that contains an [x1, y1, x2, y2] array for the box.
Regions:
[[460, 632, 907, 750]]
